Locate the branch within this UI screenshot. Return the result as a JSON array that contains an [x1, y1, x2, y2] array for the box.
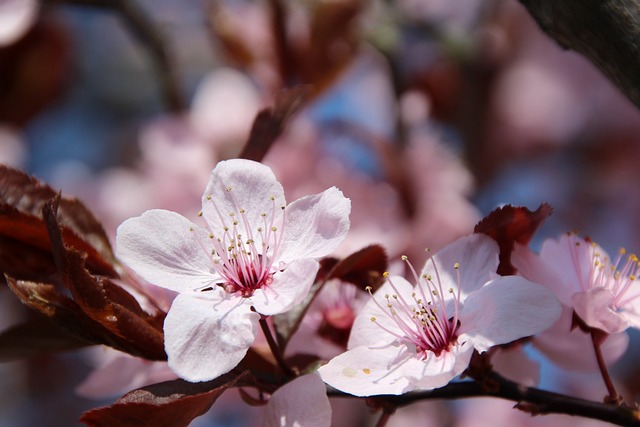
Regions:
[[518, 0, 640, 109], [329, 372, 640, 426], [56, 0, 187, 112]]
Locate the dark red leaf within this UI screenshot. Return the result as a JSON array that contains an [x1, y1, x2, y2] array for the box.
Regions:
[[80, 372, 248, 427], [474, 203, 553, 275], [0, 165, 117, 277], [0, 318, 90, 362], [329, 244, 388, 290], [5, 276, 165, 360], [238, 85, 309, 162], [41, 199, 166, 360]]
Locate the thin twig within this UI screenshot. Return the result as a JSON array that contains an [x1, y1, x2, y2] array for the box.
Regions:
[[329, 371, 640, 426], [55, 0, 186, 112], [591, 330, 621, 403]]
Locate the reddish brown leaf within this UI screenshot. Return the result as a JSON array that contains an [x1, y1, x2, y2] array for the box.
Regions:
[[5, 276, 165, 360], [80, 372, 248, 427], [0, 165, 117, 277], [41, 199, 166, 360], [329, 244, 388, 290], [0, 318, 90, 362], [474, 203, 553, 275], [238, 85, 309, 163]]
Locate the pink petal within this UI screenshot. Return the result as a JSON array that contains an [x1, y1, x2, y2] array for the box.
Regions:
[[347, 277, 413, 349], [572, 287, 627, 333], [491, 346, 539, 387], [458, 276, 562, 352], [318, 344, 415, 396], [421, 234, 499, 298], [76, 353, 175, 399], [512, 240, 584, 306], [0, 0, 37, 47], [279, 187, 351, 263], [539, 235, 599, 296], [164, 292, 259, 382], [533, 307, 629, 371], [116, 209, 215, 293], [262, 374, 331, 427], [201, 159, 286, 249], [251, 258, 319, 315]]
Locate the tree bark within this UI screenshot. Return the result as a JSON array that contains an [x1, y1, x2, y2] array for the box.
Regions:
[[518, 0, 640, 109]]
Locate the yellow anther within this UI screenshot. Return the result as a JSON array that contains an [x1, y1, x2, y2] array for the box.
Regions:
[[370, 317, 376, 322], [392, 294, 398, 299], [188, 226, 193, 232], [197, 211, 203, 217], [206, 195, 212, 200], [240, 209, 245, 213], [226, 186, 232, 192], [234, 220, 239, 226], [208, 233, 214, 239], [261, 212, 267, 217], [223, 226, 229, 231], [383, 272, 390, 278], [257, 227, 262, 232], [454, 262, 460, 270], [365, 286, 372, 292], [401, 255, 408, 261], [269, 195, 275, 201], [631, 275, 637, 281], [271, 226, 277, 232]]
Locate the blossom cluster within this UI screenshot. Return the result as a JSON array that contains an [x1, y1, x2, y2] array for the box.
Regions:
[[101, 158, 639, 425]]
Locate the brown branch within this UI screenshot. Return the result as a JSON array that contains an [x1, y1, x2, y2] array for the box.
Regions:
[[53, 0, 186, 112], [329, 371, 640, 426], [518, 0, 640, 109]]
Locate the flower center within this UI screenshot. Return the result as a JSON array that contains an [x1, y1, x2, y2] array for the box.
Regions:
[[199, 188, 284, 298], [367, 254, 461, 359], [573, 234, 640, 309]]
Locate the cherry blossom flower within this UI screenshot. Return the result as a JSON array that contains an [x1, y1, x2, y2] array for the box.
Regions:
[[117, 159, 351, 382], [512, 232, 640, 334], [318, 234, 561, 396]]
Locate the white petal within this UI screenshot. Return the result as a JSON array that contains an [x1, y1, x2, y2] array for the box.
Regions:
[[318, 344, 415, 396], [279, 187, 351, 263], [572, 287, 627, 333], [252, 258, 319, 315], [458, 276, 562, 352], [201, 159, 286, 249], [347, 277, 414, 349], [262, 374, 331, 427], [164, 292, 259, 382], [421, 234, 498, 298], [405, 341, 474, 390], [116, 210, 215, 293]]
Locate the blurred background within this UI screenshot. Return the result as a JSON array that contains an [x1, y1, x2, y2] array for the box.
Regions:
[[2, 0, 640, 425]]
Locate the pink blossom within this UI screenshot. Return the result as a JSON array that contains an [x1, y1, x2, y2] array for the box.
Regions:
[[116, 159, 351, 382], [513, 233, 640, 334], [318, 234, 561, 396], [0, 0, 37, 47], [262, 374, 331, 427]]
